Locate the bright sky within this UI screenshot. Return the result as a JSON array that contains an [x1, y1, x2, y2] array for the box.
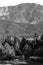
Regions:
[[0, 0, 43, 7]]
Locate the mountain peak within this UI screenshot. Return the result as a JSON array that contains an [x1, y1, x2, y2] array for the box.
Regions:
[[0, 3, 43, 23]]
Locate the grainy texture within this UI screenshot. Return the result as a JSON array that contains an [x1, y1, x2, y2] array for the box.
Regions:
[[0, 3, 43, 37]]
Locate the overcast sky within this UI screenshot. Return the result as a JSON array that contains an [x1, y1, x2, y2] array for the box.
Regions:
[[0, 0, 43, 7]]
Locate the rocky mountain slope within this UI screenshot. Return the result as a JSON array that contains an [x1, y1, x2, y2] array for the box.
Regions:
[[0, 3, 43, 37]]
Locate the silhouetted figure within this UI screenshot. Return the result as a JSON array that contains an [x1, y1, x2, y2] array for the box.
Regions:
[[19, 37, 26, 53]]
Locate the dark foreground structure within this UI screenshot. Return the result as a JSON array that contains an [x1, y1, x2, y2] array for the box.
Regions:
[[0, 33, 43, 65]]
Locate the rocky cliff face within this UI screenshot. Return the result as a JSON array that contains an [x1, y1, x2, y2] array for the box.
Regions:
[[0, 7, 10, 20]]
